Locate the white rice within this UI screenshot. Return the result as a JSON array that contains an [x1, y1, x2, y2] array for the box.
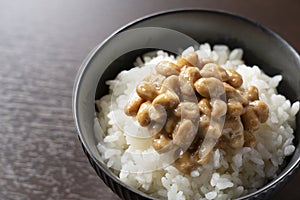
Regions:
[[95, 43, 299, 200]]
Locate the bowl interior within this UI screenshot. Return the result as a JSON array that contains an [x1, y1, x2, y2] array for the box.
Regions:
[[74, 10, 300, 200]]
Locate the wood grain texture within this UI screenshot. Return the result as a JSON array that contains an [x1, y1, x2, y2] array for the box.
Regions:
[[0, 0, 299, 199]]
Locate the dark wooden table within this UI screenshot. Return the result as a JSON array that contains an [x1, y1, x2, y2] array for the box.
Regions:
[[0, 0, 299, 199]]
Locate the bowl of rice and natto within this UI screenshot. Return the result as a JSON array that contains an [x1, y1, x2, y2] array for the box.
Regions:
[[73, 9, 300, 200]]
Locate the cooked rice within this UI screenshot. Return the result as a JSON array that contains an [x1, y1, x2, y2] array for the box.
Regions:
[[95, 43, 299, 200]]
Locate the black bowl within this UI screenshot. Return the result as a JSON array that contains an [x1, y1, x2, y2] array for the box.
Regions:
[[73, 9, 300, 200]]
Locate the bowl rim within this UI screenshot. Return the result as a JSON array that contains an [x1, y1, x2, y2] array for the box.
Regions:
[[73, 8, 300, 200]]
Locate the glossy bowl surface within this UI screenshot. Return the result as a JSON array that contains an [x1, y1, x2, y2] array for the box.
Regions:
[[73, 9, 300, 200]]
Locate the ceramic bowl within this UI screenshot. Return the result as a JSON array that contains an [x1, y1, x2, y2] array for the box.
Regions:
[[73, 9, 300, 200]]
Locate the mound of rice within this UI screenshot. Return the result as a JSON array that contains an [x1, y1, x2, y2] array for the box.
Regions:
[[95, 43, 299, 200]]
